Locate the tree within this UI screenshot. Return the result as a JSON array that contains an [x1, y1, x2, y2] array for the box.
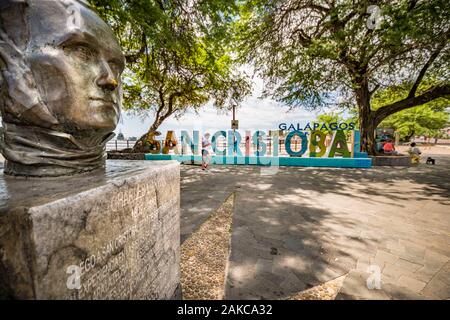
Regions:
[[236, 0, 450, 154], [89, 0, 251, 152], [376, 84, 449, 141]]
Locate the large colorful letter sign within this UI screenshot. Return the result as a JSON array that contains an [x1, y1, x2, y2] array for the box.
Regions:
[[181, 130, 200, 155], [328, 130, 351, 158], [212, 131, 226, 155], [285, 130, 308, 157], [147, 131, 162, 154], [162, 131, 180, 154], [309, 130, 327, 158], [253, 131, 267, 156], [148, 125, 368, 161], [143, 126, 371, 168]]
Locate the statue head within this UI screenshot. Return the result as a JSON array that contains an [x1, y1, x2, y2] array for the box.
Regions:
[[0, 0, 125, 176]]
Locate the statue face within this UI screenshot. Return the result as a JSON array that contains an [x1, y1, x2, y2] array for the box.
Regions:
[[26, 1, 125, 132]]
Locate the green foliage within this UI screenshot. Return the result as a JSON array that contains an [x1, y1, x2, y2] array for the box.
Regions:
[[371, 79, 450, 111], [236, 0, 450, 110], [315, 112, 354, 136], [89, 0, 251, 131], [236, 0, 450, 154], [315, 112, 343, 135], [375, 81, 449, 139], [381, 105, 449, 140]]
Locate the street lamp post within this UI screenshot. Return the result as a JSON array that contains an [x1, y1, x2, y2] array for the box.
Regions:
[[232, 104, 237, 155]]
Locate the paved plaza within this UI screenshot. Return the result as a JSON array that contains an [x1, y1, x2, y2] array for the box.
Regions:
[[180, 146, 450, 299]]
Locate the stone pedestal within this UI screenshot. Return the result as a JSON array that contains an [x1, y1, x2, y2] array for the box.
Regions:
[[0, 160, 180, 300]]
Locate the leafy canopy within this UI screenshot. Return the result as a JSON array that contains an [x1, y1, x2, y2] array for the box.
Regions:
[[375, 82, 450, 139], [236, 0, 450, 111], [89, 0, 251, 129]]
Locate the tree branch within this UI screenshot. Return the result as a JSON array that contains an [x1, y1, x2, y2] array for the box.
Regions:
[[408, 43, 445, 98], [369, 83, 380, 98], [408, 0, 418, 11], [125, 33, 147, 64], [150, 84, 166, 128], [367, 46, 416, 75], [164, 91, 184, 118], [374, 84, 450, 124]]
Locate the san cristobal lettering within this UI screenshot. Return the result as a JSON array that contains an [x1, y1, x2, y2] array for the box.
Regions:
[[146, 122, 359, 159]]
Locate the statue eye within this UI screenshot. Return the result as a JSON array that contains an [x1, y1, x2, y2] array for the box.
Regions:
[[108, 61, 122, 75], [65, 44, 96, 61]]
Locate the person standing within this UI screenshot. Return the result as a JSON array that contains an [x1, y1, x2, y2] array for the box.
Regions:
[[201, 133, 212, 170]]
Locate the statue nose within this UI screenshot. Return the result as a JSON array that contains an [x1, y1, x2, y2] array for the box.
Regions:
[[96, 62, 118, 92]]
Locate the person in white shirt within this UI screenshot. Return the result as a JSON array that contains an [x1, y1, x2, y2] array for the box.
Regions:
[[201, 133, 212, 170], [408, 142, 422, 164]]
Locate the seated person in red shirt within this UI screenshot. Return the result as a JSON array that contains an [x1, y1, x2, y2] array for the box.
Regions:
[[382, 140, 397, 154]]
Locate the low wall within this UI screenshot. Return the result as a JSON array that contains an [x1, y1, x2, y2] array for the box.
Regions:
[[370, 155, 411, 166]]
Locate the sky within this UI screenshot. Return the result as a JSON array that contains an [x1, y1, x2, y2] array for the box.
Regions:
[[114, 75, 338, 138]]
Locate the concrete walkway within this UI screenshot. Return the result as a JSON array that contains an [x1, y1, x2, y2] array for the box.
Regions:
[[180, 152, 450, 300]]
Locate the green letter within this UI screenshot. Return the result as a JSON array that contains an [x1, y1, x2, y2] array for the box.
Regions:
[[328, 130, 350, 158]]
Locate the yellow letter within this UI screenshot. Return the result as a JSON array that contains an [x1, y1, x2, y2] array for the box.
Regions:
[[309, 130, 326, 157], [162, 131, 180, 154]]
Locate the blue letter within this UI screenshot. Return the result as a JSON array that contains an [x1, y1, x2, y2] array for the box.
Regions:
[[181, 130, 199, 155], [285, 130, 307, 156], [212, 131, 226, 155], [228, 130, 242, 156], [252, 131, 267, 156]]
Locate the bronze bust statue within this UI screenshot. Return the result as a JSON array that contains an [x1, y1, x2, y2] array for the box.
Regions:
[[0, 0, 125, 176]]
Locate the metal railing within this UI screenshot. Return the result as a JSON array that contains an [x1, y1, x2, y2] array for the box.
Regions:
[[106, 140, 136, 151]]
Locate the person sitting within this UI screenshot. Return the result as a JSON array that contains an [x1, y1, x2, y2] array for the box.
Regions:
[[408, 142, 422, 164], [377, 139, 385, 153], [382, 140, 397, 155]]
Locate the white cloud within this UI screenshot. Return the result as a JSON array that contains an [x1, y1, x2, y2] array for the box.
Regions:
[[115, 75, 323, 138]]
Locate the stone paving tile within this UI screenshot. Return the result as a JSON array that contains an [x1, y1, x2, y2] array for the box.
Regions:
[[394, 258, 423, 273], [397, 275, 427, 293], [336, 270, 391, 300], [374, 250, 400, 265], [381, 283, 427, 300], [180, 190, 232, 243], [355, 257, 371, 272], [421, 261, 450, 299], [382, 263, 412, 283], [413, 251, 449, 283], [181, 153, 450, 300]]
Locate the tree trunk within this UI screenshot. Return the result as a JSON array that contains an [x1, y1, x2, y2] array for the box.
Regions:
[[359, 111, 376, 155], [354, 78, 377, 155], [405, 130, 415, 142], [131, 120, 162, 153]]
